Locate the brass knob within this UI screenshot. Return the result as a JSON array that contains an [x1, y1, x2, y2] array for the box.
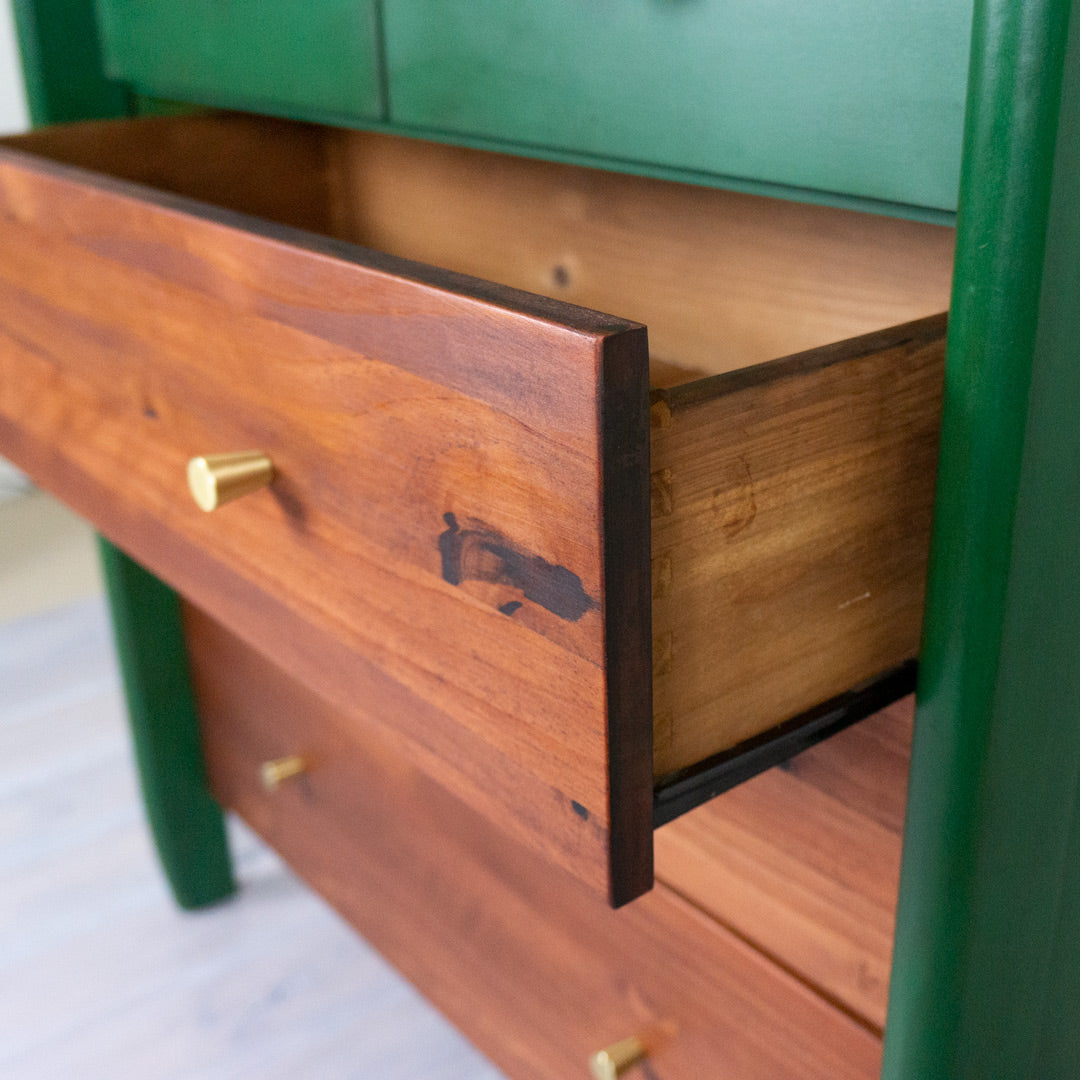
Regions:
[[589, 1036, 646, 1079], [260, 755, 307, 791], [187, 451, 273, 511]]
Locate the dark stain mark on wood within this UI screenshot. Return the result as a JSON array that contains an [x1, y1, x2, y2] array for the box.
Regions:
[[498, 600, 523, 617], [439, 512, 597, 622], [571, 800, 590, 821]]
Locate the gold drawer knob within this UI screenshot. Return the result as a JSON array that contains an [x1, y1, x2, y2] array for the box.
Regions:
[[589, 1036, 646, 1079], [260, 755, 307, 791], [187, 451, 273, 512]]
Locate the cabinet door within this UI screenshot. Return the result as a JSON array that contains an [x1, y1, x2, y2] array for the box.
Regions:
[[385, 0, 972, 215], [95, 0, 384, 122]]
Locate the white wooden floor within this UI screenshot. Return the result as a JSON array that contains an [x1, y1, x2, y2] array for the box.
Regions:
[[0, 494, 505, 1080]]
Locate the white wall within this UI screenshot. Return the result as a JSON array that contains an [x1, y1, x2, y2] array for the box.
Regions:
[[0, 0, 28, 135], [0, 0, 28, 496]]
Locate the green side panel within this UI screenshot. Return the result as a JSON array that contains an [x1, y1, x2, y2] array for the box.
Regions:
[[384, 0, 972, 215], [94, 0, 384, 123], [12, 0, 129, 125], [98, 539, 235, 910], [883, 0, 1080, 1075]]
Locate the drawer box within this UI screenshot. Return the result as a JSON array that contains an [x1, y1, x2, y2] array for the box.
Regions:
[[0, 113, 953, 905]]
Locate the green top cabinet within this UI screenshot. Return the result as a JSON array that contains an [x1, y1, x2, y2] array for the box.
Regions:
[[88, 0, 972, 218], [383, 0, 973, 217], [94, 0, 385, 123]]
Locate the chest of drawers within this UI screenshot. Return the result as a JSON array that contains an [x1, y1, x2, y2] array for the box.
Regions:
[[7, 2, 1080, 1077]]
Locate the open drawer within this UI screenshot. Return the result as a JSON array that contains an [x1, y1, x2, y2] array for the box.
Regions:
[[0, 113, 953, 905]]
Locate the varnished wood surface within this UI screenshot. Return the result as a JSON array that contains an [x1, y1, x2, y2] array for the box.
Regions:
[[0, 119, 652, 903], [651, 315, 945, 775], [657, 697, 912, 1032], [185, 605, 884, 1080], [0, 594, 504, 1080]]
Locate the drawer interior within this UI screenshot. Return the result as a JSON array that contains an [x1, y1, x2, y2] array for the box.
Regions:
[[6, 112, 952, 817], [11, 113, 953, 385]]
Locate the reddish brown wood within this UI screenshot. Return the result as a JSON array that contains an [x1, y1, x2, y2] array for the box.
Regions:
[[0, 124, 652, 903], [185, 605, 883, 1080], [656, 698, 913, 1032]]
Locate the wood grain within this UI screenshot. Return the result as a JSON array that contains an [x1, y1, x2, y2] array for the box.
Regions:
[[656, 697, 913, 1032], [651, 315, 946, 775], [327, 126, 954, 382], [16, 114, 953, 387], [0, 120, 653, 904], [185, 604, 884, 1080], [8, 113, 338, 236]]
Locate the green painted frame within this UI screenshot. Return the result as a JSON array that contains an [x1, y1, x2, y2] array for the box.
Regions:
[[12, 0, 235, 909], [884, 0, 1080, 1074]]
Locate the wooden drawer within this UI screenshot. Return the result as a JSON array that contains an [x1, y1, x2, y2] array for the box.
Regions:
[[0, 112, 953, 906], [184, 603, 885, 1080]]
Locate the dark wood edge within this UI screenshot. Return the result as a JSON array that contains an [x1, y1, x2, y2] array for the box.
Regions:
[[651, 312, 949, 415], [0, 113, 644, 340], [652, 661, 918, 829], [601, 326, 655, 907]]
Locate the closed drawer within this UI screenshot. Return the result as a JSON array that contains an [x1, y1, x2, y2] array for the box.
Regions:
[[0, 113, 953, 905], [184, 603, 885, 1080], [95, 0, 384, 123], [384, 0, 972, 215]]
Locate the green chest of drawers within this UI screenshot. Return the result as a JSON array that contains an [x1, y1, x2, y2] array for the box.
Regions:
[[8, 2, 1080, 1077]]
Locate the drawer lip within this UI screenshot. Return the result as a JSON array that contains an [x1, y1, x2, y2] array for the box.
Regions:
[[0, 115, 654, 905]]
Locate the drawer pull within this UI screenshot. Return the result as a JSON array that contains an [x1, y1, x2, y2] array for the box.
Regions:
[[187, 451, 273, 511], [589, 1036, 646, 1079], [260, 755, 308, 790]]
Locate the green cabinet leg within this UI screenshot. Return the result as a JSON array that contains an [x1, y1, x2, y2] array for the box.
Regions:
[[98, 538, 235, 910]]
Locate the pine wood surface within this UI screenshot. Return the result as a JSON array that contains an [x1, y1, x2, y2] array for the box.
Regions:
[[185, 605, 884, 1080], [651, 315, 945, 775], [656, 697, 913, 1033], [0, 122, 652, 903]]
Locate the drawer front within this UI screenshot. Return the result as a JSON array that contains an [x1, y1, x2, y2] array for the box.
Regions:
[[185, 605, 883, 1080], [384, 0, 972, 214], [95, 0, 384, 122], [0, 119, 652, 904]]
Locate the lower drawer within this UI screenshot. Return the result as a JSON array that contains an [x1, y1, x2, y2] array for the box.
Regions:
[[184, 603, 884, 1080], [0, 113, 953, 904]]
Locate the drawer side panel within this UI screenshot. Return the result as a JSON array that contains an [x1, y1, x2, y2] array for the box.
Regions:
[[651, 315, 945, 778]]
